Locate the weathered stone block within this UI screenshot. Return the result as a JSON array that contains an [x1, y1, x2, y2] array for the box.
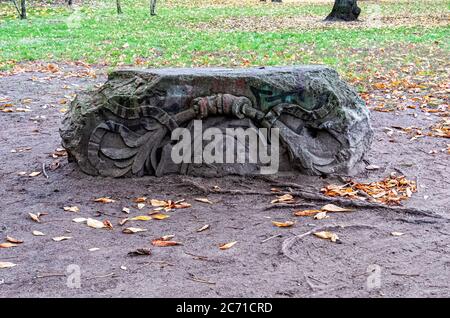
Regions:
[[60, 66, 373, 177]]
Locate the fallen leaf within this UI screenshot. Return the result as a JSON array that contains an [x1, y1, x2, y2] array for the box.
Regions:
[[94, 197, 115, 203], [28, 212, 41, 223], [219, 241, 237, 250], [88, 247, 100, 252], [272, 220, 295, 228], [122, 207, 131, 214], [271, 194, 295, 204], [151, 213, 170, 220], [160, 235, 175, 241], [29, 171, 41, 177], [130, 215, 153, 221], [365, 165, 380, 170], [6, 236, 23, 244], [63, 206, 79, 213], [122, 227, 147, 234], [133, 197, 147, 203], [0, 262, 16, 269], [151, 239, 182, 247], [86, 218, 106, 229], [294, 209, 322, 217], [72, 217, 87, 223], [32, 230, 45, 236], [52, 236, 72, 242], [313, 212, 329, 220], [195, 198, 213, 204], [128, 248, 152, 257], [103, 220, 114, 229], [314, 231, 340, 243], [137, 203, 146, 210], [150, 199, 167, 207], [0, 242, 19, 248], [119, 218, 129, 226], [391, 232, 405, 236], [196, 224, 210, 232], [321, 204, 353, 212]]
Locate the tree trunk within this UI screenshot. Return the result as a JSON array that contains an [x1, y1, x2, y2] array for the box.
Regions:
[[19, 0, 26, 19], [325, 0, 361, 22], [116, 0, 123, 14], [150, 0, 157, 16]]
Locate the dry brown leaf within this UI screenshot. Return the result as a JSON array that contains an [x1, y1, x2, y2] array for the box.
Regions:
[[0, 242, 19, 248], [150, 199, 168, 207], [151, 239, 182, 247], [6, 236, 23, 244], [94, 197, 116, 203], [122, 227, 147, 234], [133, 197, 147, 203], [173, 202, 192, 209], [321, 204, 353, 212], [103, 220, 113, 229], [52, 236, 72, 242], [195, 198, 213, 204], [63, 206, 79, 213], [314, 231, 340, 243], [0, 262, 16, 269], [272, 220, 295, 228], [271, 194, 295, 204], [196, 224, 210, 232], [293, 209, 322, 217], [219, 241, 237, 250]]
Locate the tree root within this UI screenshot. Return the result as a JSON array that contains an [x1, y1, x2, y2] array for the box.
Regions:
[[282, 224, 378, 262]]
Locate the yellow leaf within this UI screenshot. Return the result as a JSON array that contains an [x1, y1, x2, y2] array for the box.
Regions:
[[321, 204, 353, 212], [151, 213, 170, 220], [272, 220, 295, 228], [314, 231, 340, 242], [219, 241, 237, 250], [130, 215, 153, 221]]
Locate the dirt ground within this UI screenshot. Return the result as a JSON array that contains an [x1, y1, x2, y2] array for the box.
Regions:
[[0, 63, 449, 298]]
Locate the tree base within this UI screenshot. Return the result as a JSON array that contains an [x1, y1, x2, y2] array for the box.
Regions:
[[325, 0, 361, 22]]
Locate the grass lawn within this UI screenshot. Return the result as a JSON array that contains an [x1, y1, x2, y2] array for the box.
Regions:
[[0, 0, 448, 90]]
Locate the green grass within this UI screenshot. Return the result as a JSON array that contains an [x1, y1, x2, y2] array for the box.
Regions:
[[0, 0, 448, 75]]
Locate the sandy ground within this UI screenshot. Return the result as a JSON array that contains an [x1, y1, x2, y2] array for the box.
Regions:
[[0, 64, 449, 298]]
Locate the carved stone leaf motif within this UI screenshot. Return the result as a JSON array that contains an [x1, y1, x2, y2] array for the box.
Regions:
[[88, 113, 171, 177]]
